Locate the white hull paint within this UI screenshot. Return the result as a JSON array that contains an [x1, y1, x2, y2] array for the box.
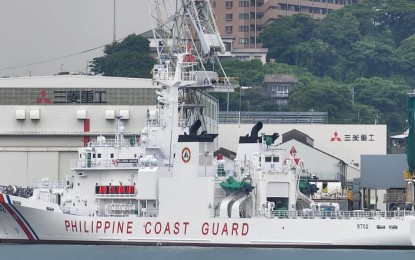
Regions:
[[1, 194, 415, 248]]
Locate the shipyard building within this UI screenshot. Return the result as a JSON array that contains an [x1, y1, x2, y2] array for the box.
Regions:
[[0, 76, 155, 185]]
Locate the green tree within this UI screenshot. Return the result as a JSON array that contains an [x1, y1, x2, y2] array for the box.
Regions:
[[370, 0, 415, 45], [348, 37, 397, 77], [213, 59, 266, 111], [397, 34, 415, 73], [220, 59, 265, 86], [289, 79, 353, 123], [90, 34, 155, 78], [284, 39, 338, 76], [319, 11, 361, 53], [260, 14, 318, 64], [352, 77, 410, 133]]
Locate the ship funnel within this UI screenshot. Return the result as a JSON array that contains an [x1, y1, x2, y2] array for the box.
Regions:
[[250, 121, 263, 139], [189, 120, 202, 135]]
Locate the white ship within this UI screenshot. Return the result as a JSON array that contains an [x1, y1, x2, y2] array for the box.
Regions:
[[1, 0, 415, 249]]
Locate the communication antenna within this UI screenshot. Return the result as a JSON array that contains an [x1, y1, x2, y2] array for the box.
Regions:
[[113, 0, 117, 44]]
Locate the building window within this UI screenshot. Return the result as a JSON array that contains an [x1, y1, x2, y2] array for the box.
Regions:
[[239, 1, 249, 7], [226, 1, 233, 8], [239, 38, 249, 44], [279, 3, 287, 10], [288, 5, 299, 12], [225, 13, 233, 21], [239, 13, 249, 19], [224, 42, 232, 52], [225, 26, 233, 34], [239, 26, 249, 32], [238, 56, 250, 61]]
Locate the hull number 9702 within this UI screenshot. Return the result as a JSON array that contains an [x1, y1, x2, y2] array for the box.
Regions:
[[357, 224, 369, 229]]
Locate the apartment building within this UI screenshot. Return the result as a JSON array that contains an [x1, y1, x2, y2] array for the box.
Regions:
[[211, 0, 357, 51]]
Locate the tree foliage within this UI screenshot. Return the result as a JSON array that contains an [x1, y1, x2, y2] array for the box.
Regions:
[[252, 0, 415, 134], [260, 14, 318, 64], [89, 34, 155, 78], [397, 34, 415, 73], [289, 79, 353, 123], [352, 77, 408, 132], [260, 0, 415, 83]]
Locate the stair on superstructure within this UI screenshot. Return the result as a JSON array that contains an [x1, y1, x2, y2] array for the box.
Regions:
[[219, 193, 244, 218], [230, 195, 249, 218], [296, 191, 314, 209]]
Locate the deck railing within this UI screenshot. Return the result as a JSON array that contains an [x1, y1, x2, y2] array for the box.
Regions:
[[269, 210, 415, 219], [30, 179, 67, 189], [219, 111, 328, 124]]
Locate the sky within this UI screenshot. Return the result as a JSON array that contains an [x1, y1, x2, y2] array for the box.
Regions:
[[0, 0, 152, 77]]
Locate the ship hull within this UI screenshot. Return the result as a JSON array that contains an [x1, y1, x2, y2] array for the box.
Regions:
[[1, 194, 415, 249]]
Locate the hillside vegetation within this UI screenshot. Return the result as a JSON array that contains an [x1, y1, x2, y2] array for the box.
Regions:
[[216, 0, 415, 134]]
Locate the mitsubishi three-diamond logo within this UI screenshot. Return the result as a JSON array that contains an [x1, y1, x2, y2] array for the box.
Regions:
[[35, 89, 51, 104], [330, 131, 342, 141]]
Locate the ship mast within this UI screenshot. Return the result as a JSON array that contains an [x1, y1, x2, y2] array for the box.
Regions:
[[146, 0, 232, 132], [146, 0, 227, 63]]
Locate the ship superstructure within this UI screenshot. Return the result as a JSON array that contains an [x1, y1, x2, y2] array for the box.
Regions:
[[1, 116, 415, 248]]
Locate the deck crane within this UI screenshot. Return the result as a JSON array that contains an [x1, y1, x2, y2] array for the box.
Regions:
[[146, 0, 233, 162], [146, 0, 228, 79]]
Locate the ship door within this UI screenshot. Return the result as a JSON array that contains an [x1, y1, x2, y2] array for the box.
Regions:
[[151, 129, 157, 146], [267, 182, 289, 211], [87, 153, 92, 168]]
